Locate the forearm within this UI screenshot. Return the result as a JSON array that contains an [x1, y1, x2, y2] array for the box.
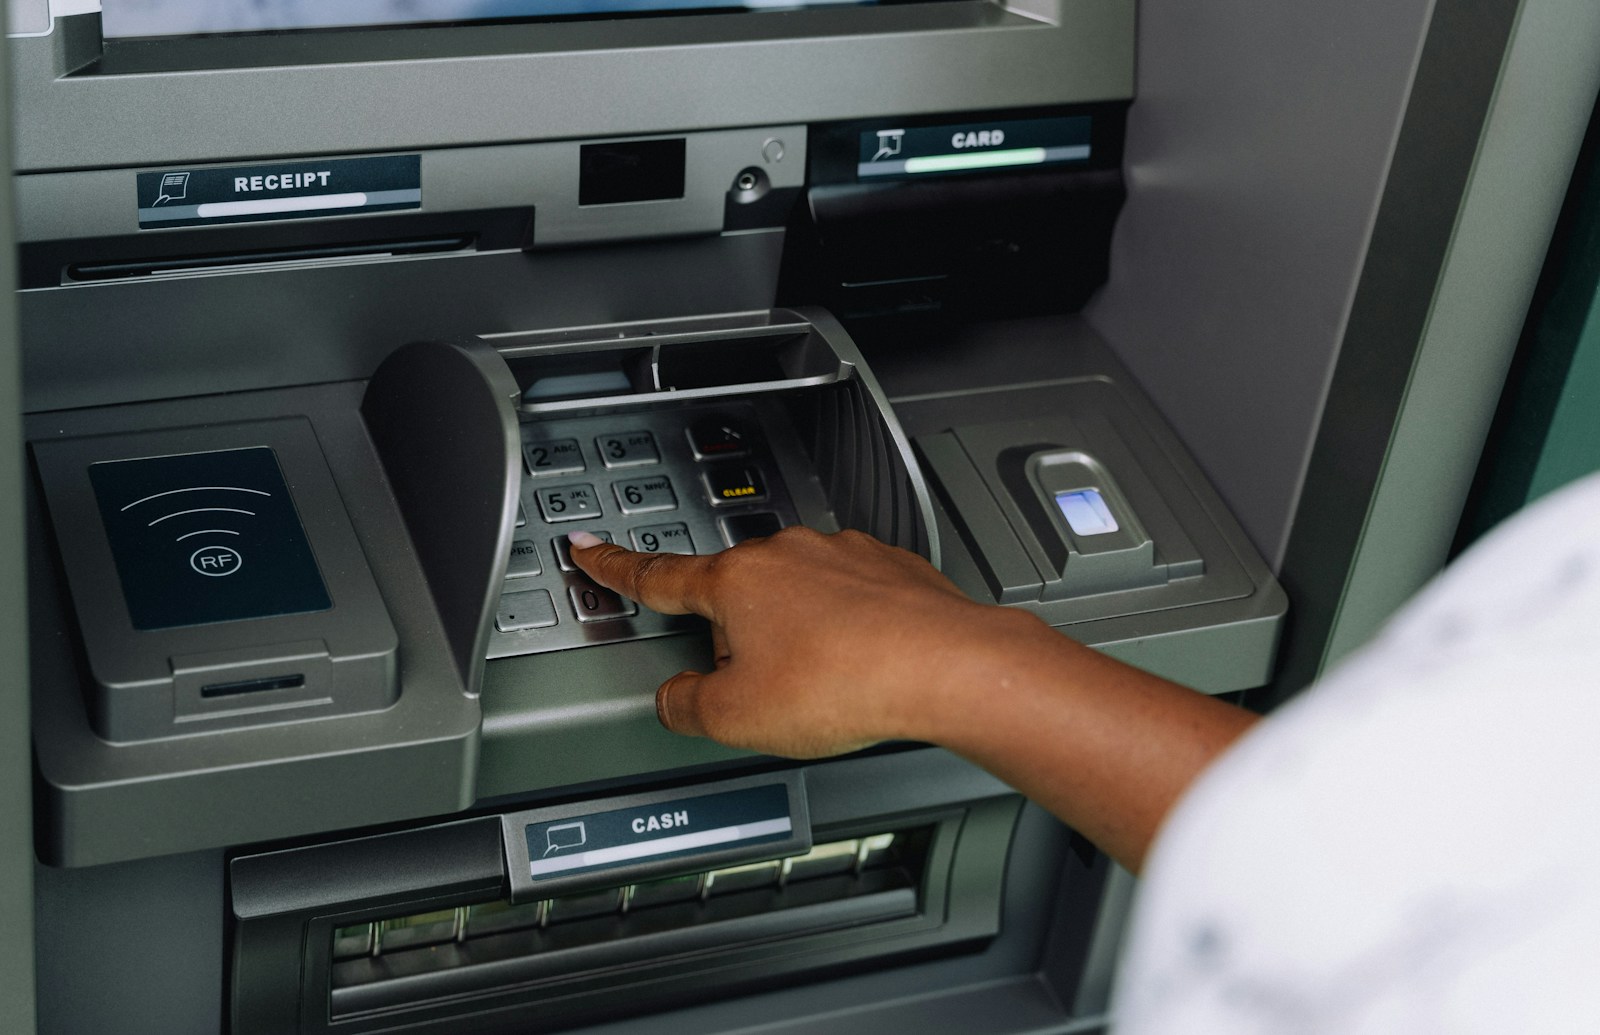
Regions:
[[913, 607, 1259, 874], [571, 529, 1258, 874]]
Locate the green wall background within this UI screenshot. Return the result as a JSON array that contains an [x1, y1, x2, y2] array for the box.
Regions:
[[1458, 89, 1600, 547]]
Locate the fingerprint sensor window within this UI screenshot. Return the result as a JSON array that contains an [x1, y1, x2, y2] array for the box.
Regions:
[[89, 446, 331, 630], [1054, 489, 1119, 537]]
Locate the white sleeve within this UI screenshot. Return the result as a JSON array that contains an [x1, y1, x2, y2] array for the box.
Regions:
[[1111, 471, 1600, 1035]]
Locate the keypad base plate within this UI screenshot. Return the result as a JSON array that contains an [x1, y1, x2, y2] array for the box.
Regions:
[[490, 400, 827, 658]]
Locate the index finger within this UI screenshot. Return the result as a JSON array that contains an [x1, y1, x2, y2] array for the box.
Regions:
[[568, 533, 718, 618]]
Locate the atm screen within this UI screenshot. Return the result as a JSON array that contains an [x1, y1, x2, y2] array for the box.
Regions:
[[100, 0, 893, 37]]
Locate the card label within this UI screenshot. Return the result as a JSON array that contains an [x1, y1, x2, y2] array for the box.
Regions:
[[858, 115, 1092, 180]]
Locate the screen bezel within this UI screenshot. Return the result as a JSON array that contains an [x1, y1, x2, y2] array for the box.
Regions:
[[97, 0, 916, 43]]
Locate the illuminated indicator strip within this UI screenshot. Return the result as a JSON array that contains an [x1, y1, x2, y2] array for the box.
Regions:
[[859, 144, 1091, 178], [138, 187, 421, 224], [196, 192, 368, 218], [528, 817, 793, 877]]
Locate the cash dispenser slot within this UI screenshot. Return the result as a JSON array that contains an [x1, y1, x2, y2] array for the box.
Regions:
[[228, 770, 1026, 1035]]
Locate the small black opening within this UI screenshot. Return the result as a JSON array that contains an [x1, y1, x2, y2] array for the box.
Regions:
[[66, 235, 472, 282], [580, 139, 686, 206], [201, 674, 306, 699]]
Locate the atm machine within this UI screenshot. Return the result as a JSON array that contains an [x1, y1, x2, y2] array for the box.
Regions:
[[3, 0, 1595, 1033]]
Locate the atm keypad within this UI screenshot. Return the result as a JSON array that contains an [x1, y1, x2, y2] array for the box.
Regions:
[[489, 405, 806, 658]]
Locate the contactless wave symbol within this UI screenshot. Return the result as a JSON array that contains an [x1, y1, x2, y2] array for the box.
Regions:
[[121, 484, 272, 577]]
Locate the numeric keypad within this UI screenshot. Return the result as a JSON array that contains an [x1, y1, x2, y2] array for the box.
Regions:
[[492, 407, 799, 658]]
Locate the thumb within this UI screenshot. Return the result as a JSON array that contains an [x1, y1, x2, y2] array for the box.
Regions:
[[656, 669, 711, 737]]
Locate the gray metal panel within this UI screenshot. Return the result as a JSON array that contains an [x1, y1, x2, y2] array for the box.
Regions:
[[866, 314, 1287, 693], [12, 127, 807, 244], [32, 419, 402, 741], [8, 5, 1134, 172], [34, 851, 223, 1035], [5, 0, 46, 36], [20, 232, 786, 414], [28, 382, 483, 866], [1270, 0, 1599, 700], [0, 7, 37, 1031], [1082, 0, 1437, 565], [1321, 0, 1600, 666]]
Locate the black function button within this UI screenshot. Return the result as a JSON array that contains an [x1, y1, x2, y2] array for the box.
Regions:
[[687, 418, 752, 461], [703, 465, 767, 507], [569, 583, 638, 624], [630, 522, 695, 555], [553, 531, 613, 572], [536, 484, 602, 523], [496, 589, 558, 633], [506, 539, 542, 579], [720, 512, 784, 545], [524, 438, 586, 477], [595, 431, 660, 469], [613, 475, 677, 515]]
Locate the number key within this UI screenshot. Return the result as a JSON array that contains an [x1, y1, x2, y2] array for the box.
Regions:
[[613, 475, 677, 515], [595, 430, 659, 469], [630, 522, 695, 555], [569, 583, 638, 623], [524, 438, 585, 477], [553, 531, 613, 572], [536, 484, 602, 523]]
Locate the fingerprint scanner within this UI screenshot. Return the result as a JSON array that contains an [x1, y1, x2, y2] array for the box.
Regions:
[[89, 447, 331, 630], [1055, 489, 1119, 537]]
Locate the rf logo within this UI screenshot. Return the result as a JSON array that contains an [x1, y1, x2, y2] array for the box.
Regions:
[[190, 545, 243, 577]]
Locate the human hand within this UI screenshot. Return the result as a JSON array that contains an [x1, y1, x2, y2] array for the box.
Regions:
[[572, 525, 1258, 873], [568, 526, 1030, 758]]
